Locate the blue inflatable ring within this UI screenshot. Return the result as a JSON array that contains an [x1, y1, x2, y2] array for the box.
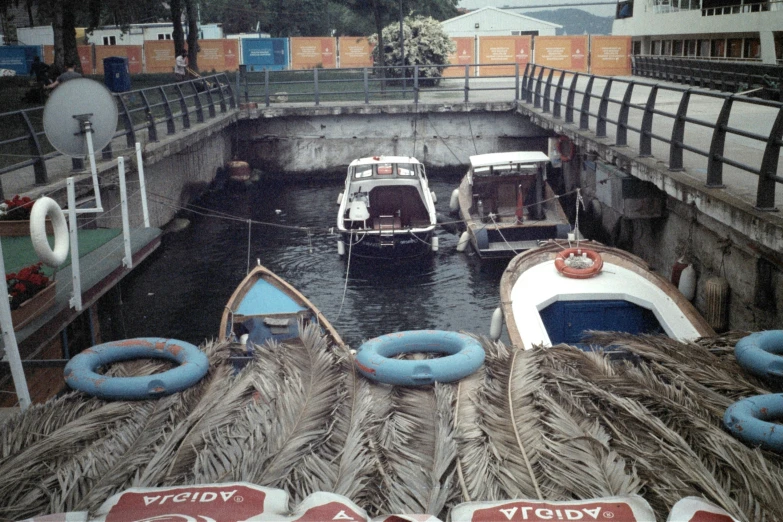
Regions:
[[64, 338, 209, 400], [723, 393, 783, 453], [734, 330, 783, 382], [355, 330, 485, 386]]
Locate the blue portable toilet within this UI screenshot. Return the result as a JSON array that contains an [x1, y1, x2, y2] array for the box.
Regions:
[[103, 56, 131, 92]]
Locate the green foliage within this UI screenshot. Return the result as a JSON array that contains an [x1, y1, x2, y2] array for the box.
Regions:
[[369, 15, 455, 86]]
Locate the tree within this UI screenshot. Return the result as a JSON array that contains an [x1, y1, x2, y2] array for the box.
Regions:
[[369, 15, 455, 85]]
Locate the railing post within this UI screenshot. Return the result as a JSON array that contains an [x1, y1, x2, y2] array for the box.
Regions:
[[314, 68, 320, 106], [264, 69, 270, 107], [202, 78, 216, 118], [223, 74, 237, 109], [756, 106, 783, 210], [542, 69, 554, 113], [175, 84, 190, 129], [464, 64, 470, 103], [520, 63, 531, 101], [616, 81, 634, 146], [596, 78, 613, 138], [515, 63, 520, 101], [140, 91, 157, 142], [363, 67, 369, 104], [116, 94, 136, 148], [534, 67, 545, 108], [216, 74, 228, 112], [526, 64, 537, 104], [414, 65, 419, 105], [639, 85, 658, 157], [244, 66, 250, 104], [579, 76, 594, 130], [565, 73, 579, 124], [20, 111, 47, 185], [159, 86, 176, 135], [706, 96, 732, 188], [669, 89, 691, 171], [552, 72, 566, 119], [189, 81, 204, 123]]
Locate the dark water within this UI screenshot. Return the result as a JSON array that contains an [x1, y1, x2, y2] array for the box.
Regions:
[[116, 172, 512, 349]]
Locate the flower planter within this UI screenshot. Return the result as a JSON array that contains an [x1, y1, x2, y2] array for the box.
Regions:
[[11, 281, 56, 331], [0, 219, 54, 237]]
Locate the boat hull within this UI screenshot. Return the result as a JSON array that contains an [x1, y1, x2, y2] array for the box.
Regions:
[[340, 230, 434, 259], [500, 241, 714, 350]]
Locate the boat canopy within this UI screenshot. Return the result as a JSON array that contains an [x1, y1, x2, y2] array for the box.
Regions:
[[469, 151, 550, 170]]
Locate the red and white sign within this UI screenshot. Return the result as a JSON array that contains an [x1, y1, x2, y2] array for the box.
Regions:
[[666, 497, 740, 522], [451, 496, 654, 522]]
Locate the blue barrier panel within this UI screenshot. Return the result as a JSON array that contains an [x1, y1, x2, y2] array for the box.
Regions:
[[0, 45, 42, 75], [241, 38, 288, 71]]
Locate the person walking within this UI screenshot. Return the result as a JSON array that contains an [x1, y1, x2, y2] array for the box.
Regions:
[[45, 62, 82, 90], [175, 50, 188, 82]]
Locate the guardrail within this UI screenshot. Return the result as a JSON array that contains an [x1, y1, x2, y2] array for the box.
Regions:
[[0, 73, 236, 200], [237, 63, 520, 107], [633, 56, 783, 99], [520, 63, 783, 209]]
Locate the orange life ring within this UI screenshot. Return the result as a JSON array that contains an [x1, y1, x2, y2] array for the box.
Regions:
[[555, 135, 575, 162], [554, 248, 603, 279]]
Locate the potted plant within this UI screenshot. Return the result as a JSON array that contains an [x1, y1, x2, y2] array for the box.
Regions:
[[0, 195, 38, 236], [7, 262, 56, 330]]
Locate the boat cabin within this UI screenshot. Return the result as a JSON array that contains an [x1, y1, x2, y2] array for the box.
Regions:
[[467, 151, 549, 223], [342, 159, 432, 231]]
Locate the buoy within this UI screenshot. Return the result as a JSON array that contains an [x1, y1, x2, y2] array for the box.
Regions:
[[678, 264, 696, 301], [457, 231, 469, 252], [554, 248, 604, 279], [239, 333, 249, 346], [449, 189, 460, 213], [30, 197, 69, 268], [734, 330, 783, 382], [431, 236, 439, 252], [490, 307, 503, 340], [724, 393, 783, 453], [336, 192, 343, 205], [337, 240, 345, 256], [431, 191, 438, 204], [671, 256, 690, 287], [228, 160, 251, 182], [704, 276, 729, 332]]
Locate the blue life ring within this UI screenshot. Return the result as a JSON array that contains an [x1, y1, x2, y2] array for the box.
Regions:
[[64, 338, 209, 400], [355, 330, 485, 386], [723, 394, 783, 453], [734, 330, 783, 382]]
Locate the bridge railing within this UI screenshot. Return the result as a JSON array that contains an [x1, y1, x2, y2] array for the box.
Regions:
[[633, 56, 783, 100], [520, 63, 783, 210], [237, 63, 520, 107], [0, 73, 236, 200]]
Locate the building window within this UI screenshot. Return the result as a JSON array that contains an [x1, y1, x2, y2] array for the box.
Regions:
[[651, 40, 661, 55], [699, 39, 710, 57], [632, 41, 641, 55], [685, 40, 696, 56], [157, 33, 172, 40], [711, 39, 726, 58], [662, 40, 672, 55], [102, 36, 116, 45], [673, 40, 683, 56], [743, 38, 760, 59], [727, 38, 742, 58]]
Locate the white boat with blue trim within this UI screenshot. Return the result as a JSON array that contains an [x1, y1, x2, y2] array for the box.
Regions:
[[336, 155, 438, 258], [499, 241, 714, 350]]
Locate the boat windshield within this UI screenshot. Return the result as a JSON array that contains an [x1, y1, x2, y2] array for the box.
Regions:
[[353, 163, 419, 178], [473, 163, 540, 176]]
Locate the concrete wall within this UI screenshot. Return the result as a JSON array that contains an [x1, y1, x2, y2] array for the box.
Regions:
[[238, 103, 550, 175]]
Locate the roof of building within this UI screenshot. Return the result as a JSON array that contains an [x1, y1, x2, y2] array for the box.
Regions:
[[442, 6, 562, 29]]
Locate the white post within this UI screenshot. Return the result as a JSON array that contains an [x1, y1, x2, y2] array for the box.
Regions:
[[0, 242, 32, 411], [67, 178, 83, 312], [118, 157, 133, 269], [82, 121, 104, 213], [135, 142, 150, 228]]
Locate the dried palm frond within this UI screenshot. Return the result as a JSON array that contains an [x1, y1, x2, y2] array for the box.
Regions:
[[453, 349, 486, 504], [422, 383, 458, 518]]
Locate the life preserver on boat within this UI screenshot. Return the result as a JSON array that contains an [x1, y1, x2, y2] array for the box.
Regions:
[[734, 330, 783, 382], [64, 338, 209, 400], [554, 248, 604, 279], [555, 135, 575, 162], [30, 196, 69, 268], [723, 393, 783, 453], [354, 330, 485, 386]]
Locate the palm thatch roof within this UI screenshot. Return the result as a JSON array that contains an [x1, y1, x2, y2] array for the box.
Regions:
[[1, 327, 781, 521]]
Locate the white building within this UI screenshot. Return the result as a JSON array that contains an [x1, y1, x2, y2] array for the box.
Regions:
[[16, 25, 54, 46], [442, 6, 561, 37], [87, 23, 224, 46]]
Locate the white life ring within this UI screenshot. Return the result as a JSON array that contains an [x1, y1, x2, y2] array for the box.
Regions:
[[30, 196, 69, 268]]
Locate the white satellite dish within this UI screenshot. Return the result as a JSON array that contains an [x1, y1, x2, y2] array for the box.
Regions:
[[42, 78, 118, 214], [43, 78, 118, 157]]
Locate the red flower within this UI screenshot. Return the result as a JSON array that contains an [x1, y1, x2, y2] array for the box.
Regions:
[[6, 262, 50, 310]]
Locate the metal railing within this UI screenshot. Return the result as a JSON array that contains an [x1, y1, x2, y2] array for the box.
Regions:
[[237, 63, 521, 107], [633, 56, 783, 99], [0, 73, 236, 199], [520, 63, 783, 209]]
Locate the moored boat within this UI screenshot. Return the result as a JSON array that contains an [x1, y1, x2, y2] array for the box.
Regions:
[[499, 240, 714, 350], [336, 155, 438, 258], [220, 263, 344, 350], [455, 151, 570, 260]]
